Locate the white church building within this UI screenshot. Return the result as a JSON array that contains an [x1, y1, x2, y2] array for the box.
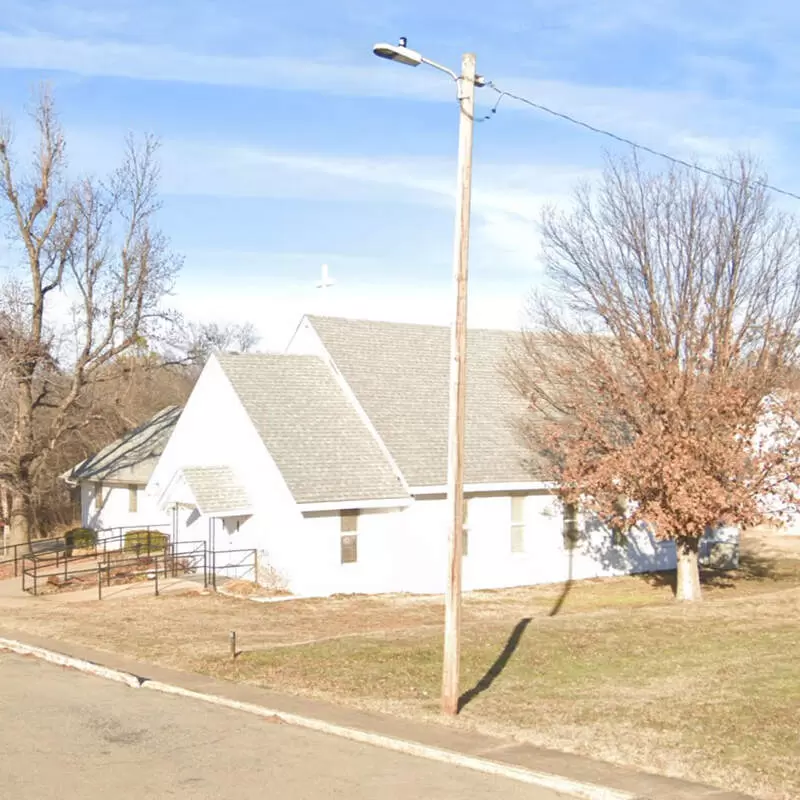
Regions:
[[66, 315, 733, 597]]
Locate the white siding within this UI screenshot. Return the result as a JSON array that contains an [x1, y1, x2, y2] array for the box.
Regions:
[[289, 507, 408, 596], [80, 481, 169, 534], [147, 355, 303, 588], [285, 318, 328, 358], [459, 492, 678, 589], [80, 476, 687, 596], [282, 492, 679, 597]]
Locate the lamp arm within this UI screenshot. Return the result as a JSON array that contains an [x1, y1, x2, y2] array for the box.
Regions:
[[419, 56, 459, 82]]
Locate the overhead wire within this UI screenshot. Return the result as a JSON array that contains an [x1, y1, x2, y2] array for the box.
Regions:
[[478, 81, 800, 202]]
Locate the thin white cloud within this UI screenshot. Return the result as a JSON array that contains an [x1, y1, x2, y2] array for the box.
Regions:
[[149, 139, 587, 271], [158, 138, 585, 211], [0, 30, 760, 133], [0, 32, 452, 102], [0, 29, 785, 172]]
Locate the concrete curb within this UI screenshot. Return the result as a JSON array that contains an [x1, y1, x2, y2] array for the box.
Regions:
[[0, 636, 142, 689], [142, 680, 638, 800], [0, 636, 641, 800]]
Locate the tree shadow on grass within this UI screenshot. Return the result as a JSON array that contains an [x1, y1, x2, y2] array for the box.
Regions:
[[637, 550, 787, 596], [458, 617, 531, 712]]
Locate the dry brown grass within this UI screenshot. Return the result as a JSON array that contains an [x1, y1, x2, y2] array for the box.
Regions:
[[2, 529, 799, 800], [221, 579, 291, 598]]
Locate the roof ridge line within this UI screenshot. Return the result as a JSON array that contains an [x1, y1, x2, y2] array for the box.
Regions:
[[306, 314, 520, 335]]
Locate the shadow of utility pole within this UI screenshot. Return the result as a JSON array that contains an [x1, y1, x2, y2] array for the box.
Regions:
[[548, 544, 575, 617], [458, 617, 532, 712]]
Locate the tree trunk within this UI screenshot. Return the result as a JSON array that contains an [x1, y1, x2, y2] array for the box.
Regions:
[[7, 491, 32, 551], [676, 536, 702, 601]]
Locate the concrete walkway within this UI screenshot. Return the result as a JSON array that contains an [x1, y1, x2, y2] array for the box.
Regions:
[[0, 627, 753, 800], [0, 575, 201, 606], [0, 577, 30, 609]]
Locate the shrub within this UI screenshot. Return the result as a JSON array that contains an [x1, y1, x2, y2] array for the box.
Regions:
[[124, 529, 169, 553], [63, 527, 97, 550]]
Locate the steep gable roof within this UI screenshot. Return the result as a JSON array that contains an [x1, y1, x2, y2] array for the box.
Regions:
[[306, 316, 537, 487], [65, 406, 182, 486], [181, 466, 251, 515], [215, 353, 408, 504]]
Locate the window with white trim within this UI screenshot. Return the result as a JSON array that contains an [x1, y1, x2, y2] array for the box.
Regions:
[[128, 484, 138, 513], [340, 510, 359, 564], [510, 496, 526, 553]]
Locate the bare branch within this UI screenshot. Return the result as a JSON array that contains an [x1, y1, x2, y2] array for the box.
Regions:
[[512, 152, 800, 600], [0, 91, 183, 545]]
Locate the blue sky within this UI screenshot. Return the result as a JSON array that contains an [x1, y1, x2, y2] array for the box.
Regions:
[[1, 0, 799, 348]]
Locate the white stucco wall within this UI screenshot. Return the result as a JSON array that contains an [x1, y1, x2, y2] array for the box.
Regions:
[[146, 355, 304, 587], [81, 481, 170, 534], [285, 317, 326, 358], [281, 491, 680, 597]]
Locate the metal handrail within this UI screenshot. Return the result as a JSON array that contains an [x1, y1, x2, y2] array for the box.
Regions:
[[17, 527, 258, 598], [22, 539, 208, 597], [1, 522, 172, 576]]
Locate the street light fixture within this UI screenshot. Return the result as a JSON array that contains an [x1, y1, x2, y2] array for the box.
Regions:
[[372, 41, 424, 68], [372, 38, 483, 717], [373, 40, 486, 84]]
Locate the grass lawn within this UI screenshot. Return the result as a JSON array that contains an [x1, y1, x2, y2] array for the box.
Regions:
[[3, 529, 799, 800]]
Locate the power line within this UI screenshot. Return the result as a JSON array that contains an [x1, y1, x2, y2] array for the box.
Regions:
[[482, 82, 800, 203]]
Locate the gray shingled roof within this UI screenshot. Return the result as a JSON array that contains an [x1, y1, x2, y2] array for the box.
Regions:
[[307, 316, 538, 487], [216, 353, 407, 504], [181, 466, 251, 515], [66, 406, 182, 485]]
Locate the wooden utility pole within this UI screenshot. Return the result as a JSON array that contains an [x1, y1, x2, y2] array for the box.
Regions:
[[441, 52, 477, 716]]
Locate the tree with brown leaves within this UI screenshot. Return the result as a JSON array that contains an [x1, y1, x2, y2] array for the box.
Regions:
[[511, 154, 800, 601], [0, 89, 181, 548]]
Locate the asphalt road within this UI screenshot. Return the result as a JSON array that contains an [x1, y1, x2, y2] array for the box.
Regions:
[[0, 652, 565, 799]]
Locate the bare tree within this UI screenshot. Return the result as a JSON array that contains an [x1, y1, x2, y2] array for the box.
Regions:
[[0, 88, 181, 547], [510, 154, 800, 601], [184, 320, 260, 366]]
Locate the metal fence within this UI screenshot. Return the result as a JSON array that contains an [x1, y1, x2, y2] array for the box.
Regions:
[[207, 548, 258, 590], [19, 534, 257, 599], [4, 522, 259, 598], [0, 524, 172, 577], [21, 539, 208, 597], [1, 535, 64, 577]]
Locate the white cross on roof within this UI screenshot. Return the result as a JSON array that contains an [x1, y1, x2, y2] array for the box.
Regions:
[[316, 263, 335, 292]]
